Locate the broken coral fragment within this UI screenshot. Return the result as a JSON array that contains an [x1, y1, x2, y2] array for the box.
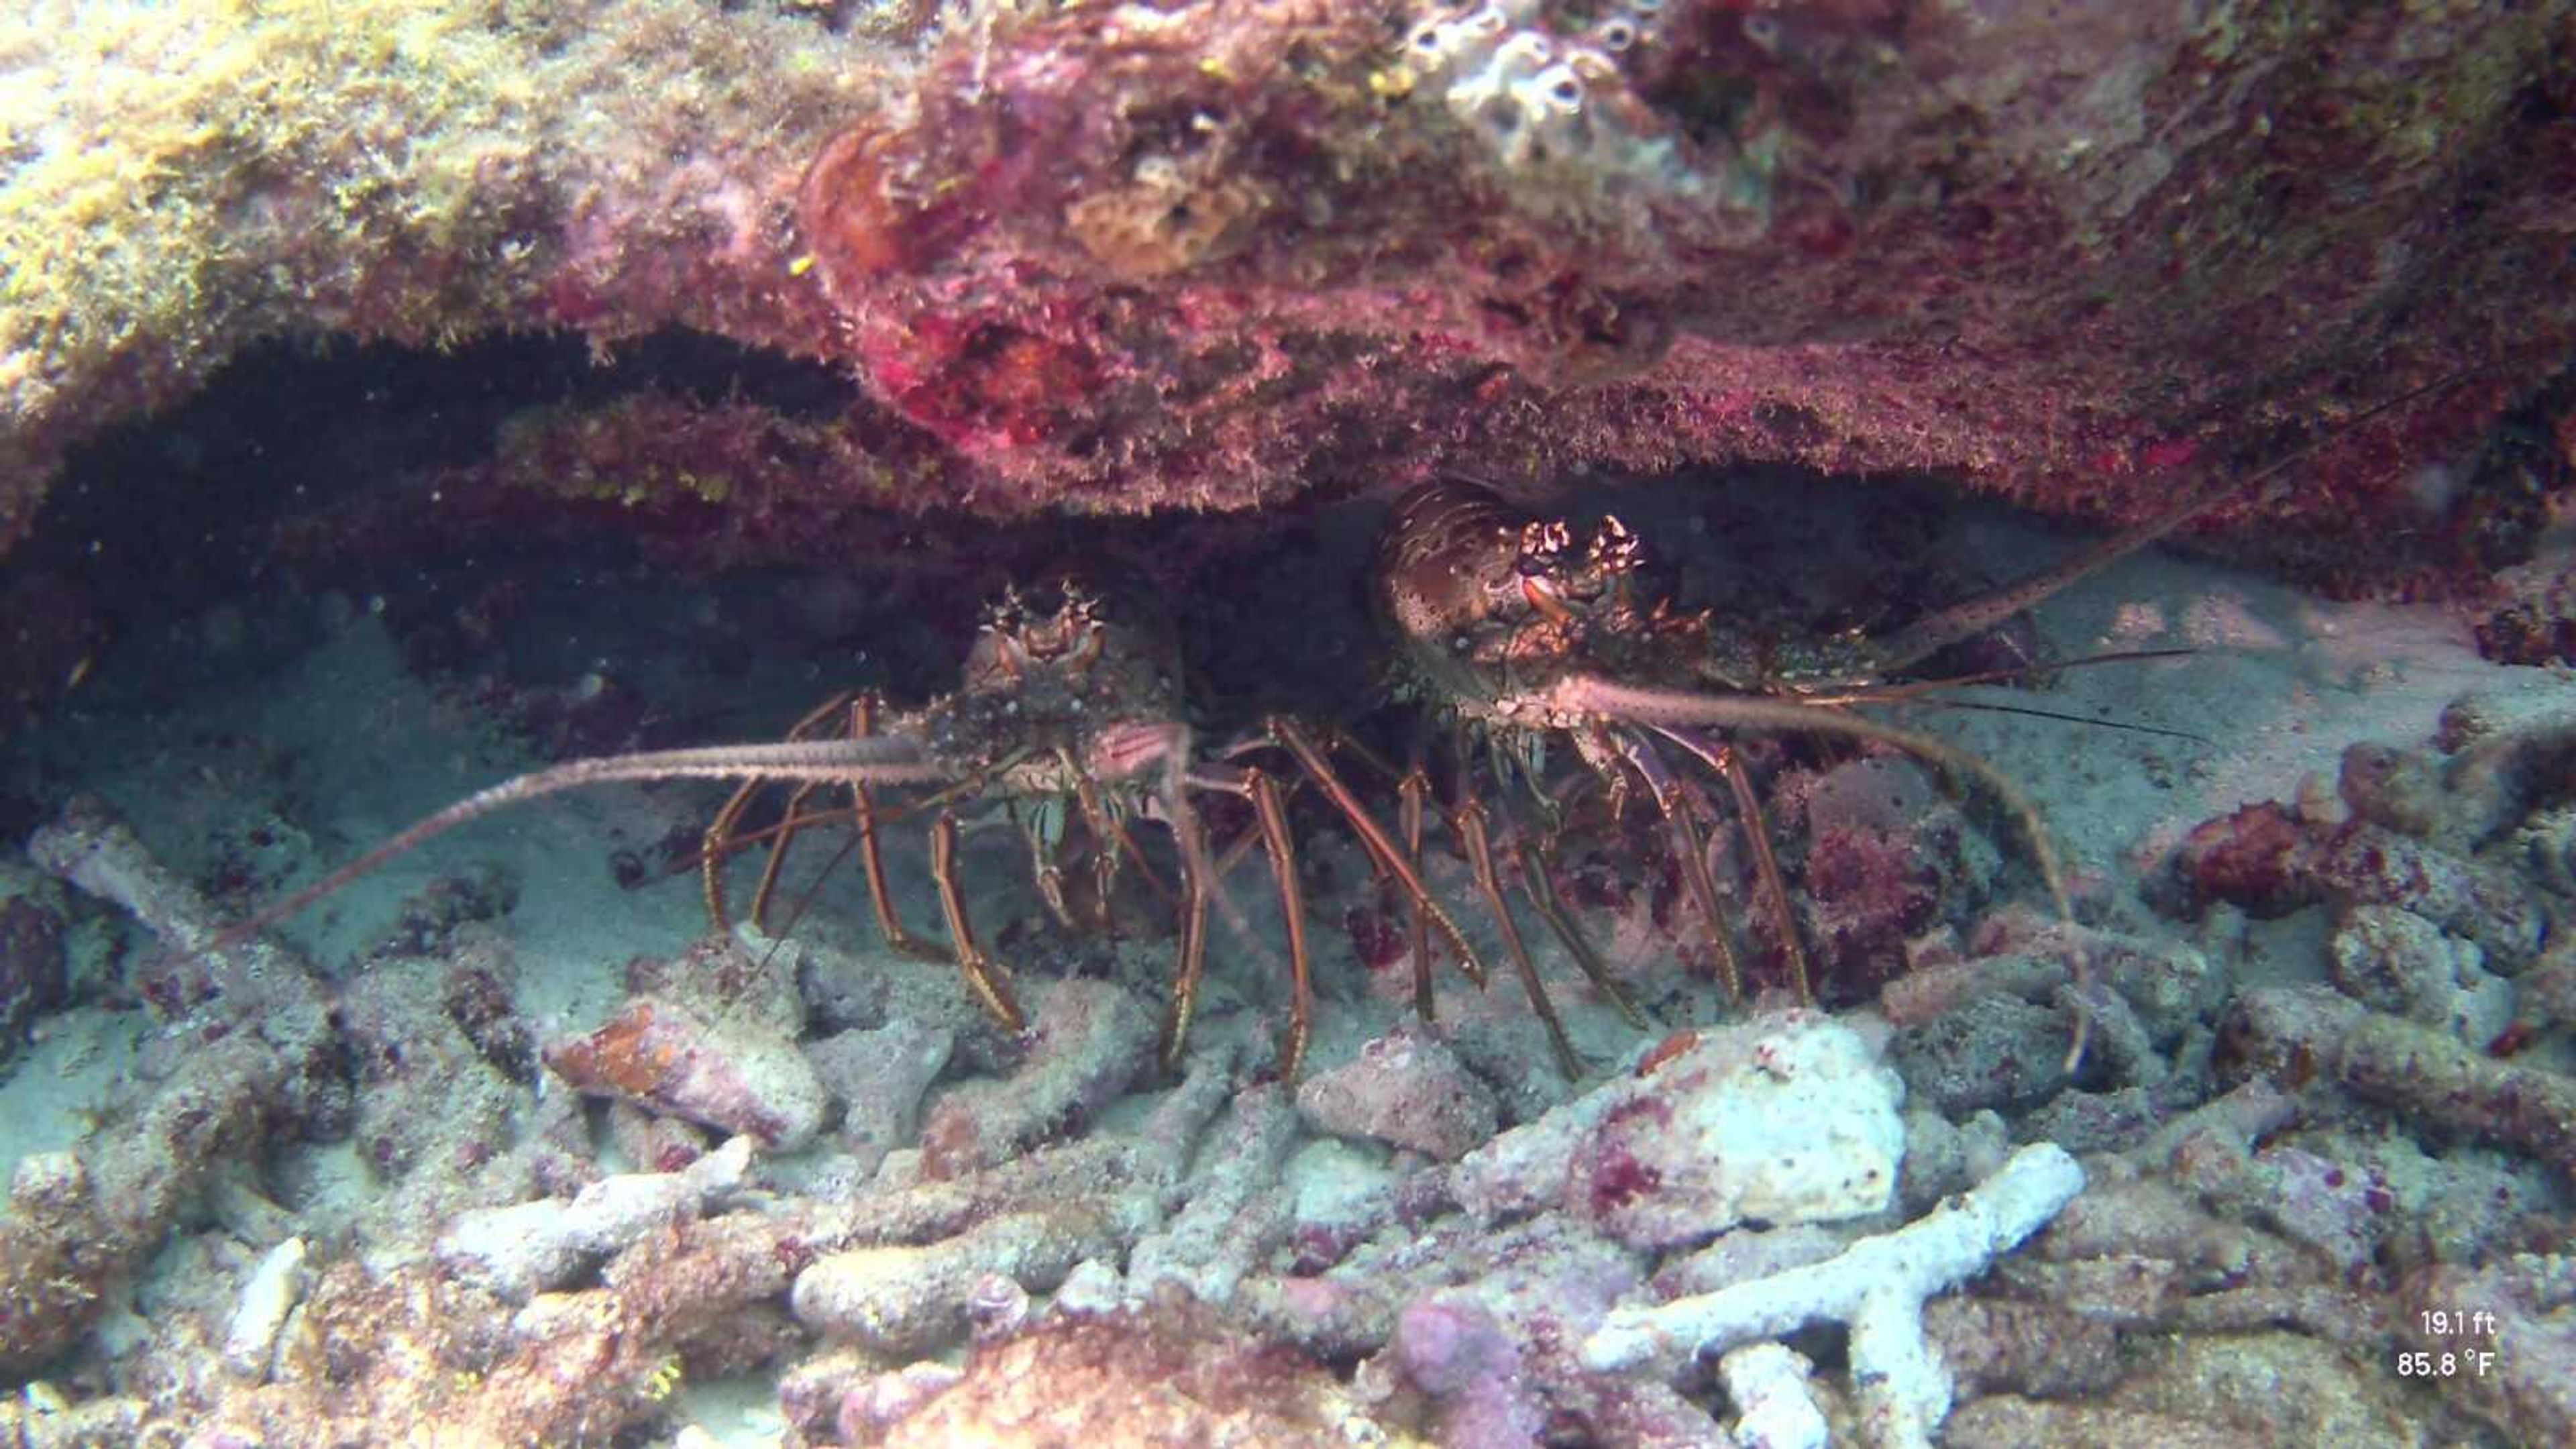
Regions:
[[543, 994, 826, 1150], [793, 1202, 1144, 1357], [437, 1136, 754, 1303], [915, 979, 1156, 1178], [875, 1303, 1412, 1447], [221, 1236, 310, 1381], [1585, 1142, 2086, 1449]]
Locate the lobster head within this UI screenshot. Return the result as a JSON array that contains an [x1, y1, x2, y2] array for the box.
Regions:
[[966, 580, 1108, 691], [1513, 511, 1644, 625]]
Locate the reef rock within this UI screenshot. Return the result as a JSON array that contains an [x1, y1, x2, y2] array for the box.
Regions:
[[1295, 1026, 1501, 1163], [873, 1304, 1408, 1447], [543, 994, 826, 1151], [1454, 1011, 1905, 1249], [3, 1, 2571, 578]]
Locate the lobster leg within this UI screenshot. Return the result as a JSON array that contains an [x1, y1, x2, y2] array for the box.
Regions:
[[700, 690, 855, 932], [1398, 752, 1438, 1024], [1656, 725, 1815, 1006], [1266, 716, 1491, 989], [1603, 728, 1746, 1005], [1156, 742, 1222, 1071], [1069, 718, 1180, 910], [747, 784, 833, 932], [1513, 839, 1644, 1028], [1058, 745, 1129, 932], [1270, 718, 1485, 1000], [1179, 768, 1301, 985], [1246, 769, 1315, 1083], [1472, 742, 1640, 1028], [1452, 798, 1582, 1079], [1158, 842, 1214, 1071], [930, 810, 1025, 1034], [1551, 675, 2091, 1070], [701, 782, 763, 932], [1156, 759, 1316, 1077], [1021, 798, 1079, 930], [847, 695, 940, 960]]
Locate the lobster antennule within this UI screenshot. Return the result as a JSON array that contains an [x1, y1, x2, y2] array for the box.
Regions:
[[188, 735, 950, 964], [1854, 484, 2236, 676], [1550, 674, 2093, 1071], [1856, 364, 2502, 678]]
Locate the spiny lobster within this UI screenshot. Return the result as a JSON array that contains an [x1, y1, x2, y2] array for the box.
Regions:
[[195, 578, 1472, 1082], [1326, 372, 2489, 1073]]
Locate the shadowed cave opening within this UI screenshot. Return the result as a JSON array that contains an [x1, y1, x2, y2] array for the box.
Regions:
[[28, 328, 861, 635]]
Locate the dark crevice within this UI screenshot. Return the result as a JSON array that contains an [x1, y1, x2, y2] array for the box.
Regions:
[[14, 328, 858, 633], [0, 329, 860, 739]]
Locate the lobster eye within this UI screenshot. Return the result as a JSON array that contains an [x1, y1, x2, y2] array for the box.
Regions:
[[1588, 516, 1641, 572], [1516, 519, 1574, 575]]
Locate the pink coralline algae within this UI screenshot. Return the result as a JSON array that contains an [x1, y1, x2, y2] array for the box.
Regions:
[[1386, 1297, 1548, 1447], [2179, 804, 2544, 968], [1781, 755, 1998, 1003], [765, 0, 2576, 546]]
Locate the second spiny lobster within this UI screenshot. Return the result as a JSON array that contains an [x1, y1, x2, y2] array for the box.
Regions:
[[1332, 374, 2486, 1071]]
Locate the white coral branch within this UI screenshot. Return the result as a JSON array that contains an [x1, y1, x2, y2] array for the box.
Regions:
[[1582, 1142, 2086, 1449]]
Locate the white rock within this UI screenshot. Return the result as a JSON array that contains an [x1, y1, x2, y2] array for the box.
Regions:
[[1454, 1011, 1904, 1247], [222, 1237, 309, 1381], [1720, 1342, 1827, 1449]]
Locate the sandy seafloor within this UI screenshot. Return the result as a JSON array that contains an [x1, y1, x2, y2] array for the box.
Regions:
[[3, 474, 2573, 1447]]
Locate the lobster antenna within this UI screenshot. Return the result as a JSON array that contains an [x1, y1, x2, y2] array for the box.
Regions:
[[182, 737, 945, 965], [1799, 648, 2198, 706]]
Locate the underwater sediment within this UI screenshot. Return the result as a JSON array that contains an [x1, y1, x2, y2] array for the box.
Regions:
[[2, 3, 2575, 1448]]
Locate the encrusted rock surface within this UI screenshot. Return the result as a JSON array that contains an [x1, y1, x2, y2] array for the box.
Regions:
[[543, 994, 828, 1151], [873, 1305, 1407, 1448], [1295, 1026, 1499, 1163], [914, 978, 1159, 1179], [437, 1136, 753, 1303], [5, 0, 2571, 586]]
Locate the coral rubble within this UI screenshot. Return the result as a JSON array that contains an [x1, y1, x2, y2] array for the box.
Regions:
[[8, 602, 2576, 1449], [1454, 1010, 1904, 1246], [1585, 1142, 2086, 1448]]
